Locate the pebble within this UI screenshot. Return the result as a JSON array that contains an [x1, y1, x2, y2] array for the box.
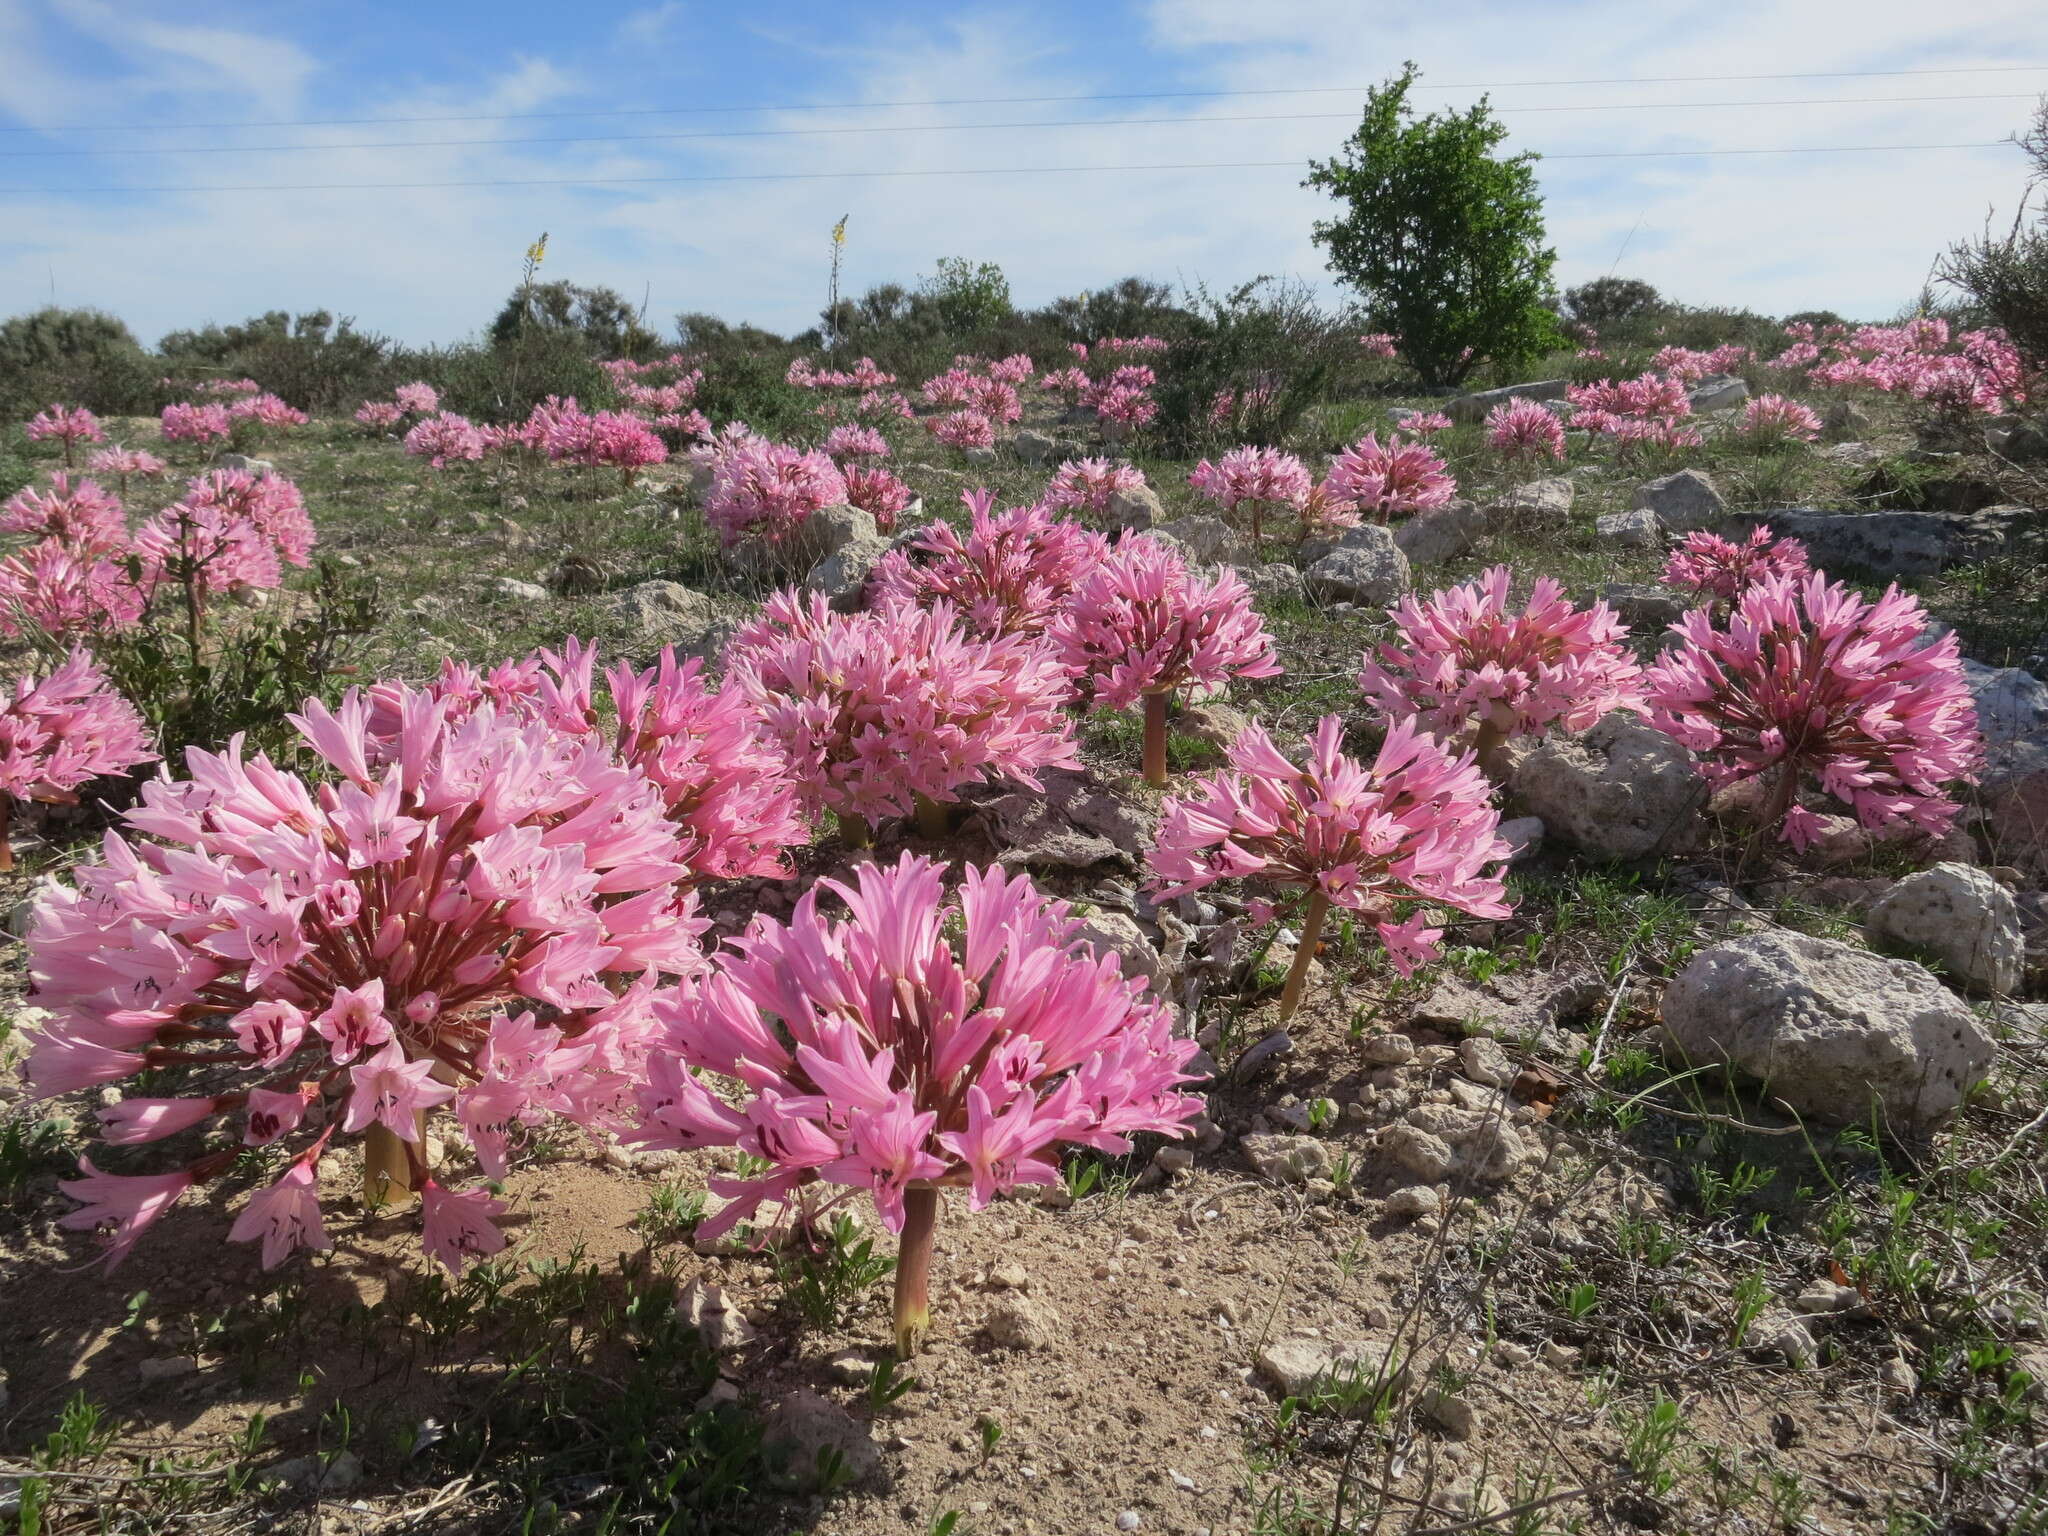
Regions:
[[1234, 1031, 1295, 1082], [1540, 1340, 1581, 1370], [1117, 1513, 1141, 1532], [1361, 1034, 1416, 1066], [1384, 1186, 1441, 1221], [1494, 1341, 1533, 1367], [1879, 1357, 1918, 1396]]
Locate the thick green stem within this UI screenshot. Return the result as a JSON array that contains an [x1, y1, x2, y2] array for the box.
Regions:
[[1142, 692, 1170, 788], [914, 793, 951, 841], [1469, 718, 1508, 784], [893, 1187, 940, 1358], [840, 814, 873, 849], [1278, 890, 1332, 1020]]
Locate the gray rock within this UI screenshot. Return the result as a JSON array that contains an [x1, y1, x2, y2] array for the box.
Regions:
[[1242, 1133, 1329, 1184], [1384, 1185, 1441, 1220], [762, 1389, 881, 1491], [1075, 909, 1164, 988], [1511, 713, 1704, 861], [1661, 930, 1995, 1131], [984, 1294, 1061, 1351], [1411, 969, 1601, 1052], [488, 576, 549, 602], [804, 534, 892, 611], [598, 580, 721, 654], [1823, 400, 1870, 443], [1418, 1387, 1477, 1440], [1381, 1124, 1457, 1182], [1393, 500, 1486, 565], [984, 767, 1159, 872], [1499, 815, 1545, 862], [1687, 374, 1750, 413], [1629, 469, 1726, 533], [1011, 428, 1057, 466], [1602, 582, 1687, 633], [1108, 484, 1164, 532], [1236, 561, 1307, 606], [1305, 525, 1409, 606], [1482, 476, 1575, 525], [1178, 699, 1251, 750], [1360, 1033, 1416, 1065], [1596, 508, 1662, 548], [213, 453, 277, 476], [677, 1277, 758, 1352], [1999, 417, 2048, 463], [1401, 1104, 1532, 1180], [138, 1355, 197, 1383], [1868, 863, 2024, 995], [962, 445, 998, 467], [1458, 1037, 1514, 1089], [1255, 1336, 1409, 1398], [1747, 505, 2027, 578], [1968, 662, 2048, 876], [1447, 379, 1568, 425], [271, 1450, 363, 1495], [1744, 1308, 1817, 1367], [1157, 515, 1253, 567]]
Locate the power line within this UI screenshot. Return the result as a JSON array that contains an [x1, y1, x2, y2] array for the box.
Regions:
[[0, 141, 2011, 196], [1, 63, 2041, 135], [0, 93, 2027, 159]]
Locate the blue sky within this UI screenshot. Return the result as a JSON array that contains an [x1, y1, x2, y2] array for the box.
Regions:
[[0, 0, 2039, 347]]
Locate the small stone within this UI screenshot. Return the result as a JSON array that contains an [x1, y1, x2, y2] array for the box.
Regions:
[[989, 1261, 1030, 1291], [1012, 429, 1057, 466], [1418, 1387, 1476, 1440], [1241, 1133, 1330, 1184], [762, 1390, 881, 1492], [1117, 1513, 1142, 1532], [1744, 1308, 1817, 1367], [1497, 816, 1544, 863], [1792, 1280, 1860, 1315], [1384, 1186, 1440, 1221], [1596, 508, 1663, 549], [1494, 1341, 1533, 1367], [1108, 484, 1165, 531], [677, 1276, 758, 1352], [1254, 1336, 1408, 1398], [489, 576, 550, 602], [1540, 1340, 1581, 1371], [1629, 469, 1726, 532], [1879, 1357, 1918, 1396], [271, 1450, 363, 1494], [824, 1350, 871, 1386], [1457, 1038, 1514, 1089], [985, 1294, 1061, 1351], [1234, 1031, 1295, 1082], [1381, 1124, 1456, 1182], [697, 1379, 740, 1411], [1360, 1033, 1416, 1066]]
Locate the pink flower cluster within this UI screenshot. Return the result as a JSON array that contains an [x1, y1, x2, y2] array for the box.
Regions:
[[705, 440, 848, 548], [132, 469, 316, 599], [725, 590, 1079, 828], [1651, 344, 1750, 382], [1643, 572, 1981, 850], [1659, 526, 1811, 604], [2, 474, 127, 548], [1402, 411, 1453, 436], [870, 488, 1108, 640], [634, 852, 1200, 1240], [27, 674, 719, 1272], [160, 402, 233, 446], [842, 464, 915, 531], [823, 424, 890, 464], [1188, 448, 1313, 531], [1050, 534, 1280, 711], [196, 378, 262, 398], [227, 393, 308, 431], [1151, 714, 1511, 975], [788, 356, 898, 391], [26, 405, 105, 462], [1325, 433, 1455, 523], [0, 649, 156, 864], [1737, 393, 1822, 446], [930, 410, 996, 451], [1776, 319, 2023, 414], [1485, 398, 1566, 464], [1358, 333, 1400, 360], [921, 367, 1021, 423], [1043, 458, 1145, 517], [354, 400, 405, 431], [1360, 566, 1643, 747], [395, 382, 441, 416], [1038, 367, 1090, 401], [1082, 367, 1158, 436], [403, 412, 487, 468], [85, 448, 168, 491], [1567, 373, 1701, 451]]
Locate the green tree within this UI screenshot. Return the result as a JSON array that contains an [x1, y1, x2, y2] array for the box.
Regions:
[[1564, 277, 1664, 331], [491, 280, 659, 358], [917, 258, 1013, 333], [1304, 65, 1561, 388], [1937, 96, 2048, 372]]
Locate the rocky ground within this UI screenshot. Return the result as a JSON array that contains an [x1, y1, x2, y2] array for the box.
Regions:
[[1, 374, 2046, 1534]]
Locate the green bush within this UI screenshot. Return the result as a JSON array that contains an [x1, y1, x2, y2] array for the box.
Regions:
[[0, 306, 159, 420], [490, 280, 662, 360], [422, 332, 618, 424], [157, 310, 398, 411], [1151, 278, 1369, 453], [1305, 65, 1562, 388]]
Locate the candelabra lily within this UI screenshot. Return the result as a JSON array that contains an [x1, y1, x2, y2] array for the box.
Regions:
[[1642, 572, 1980, 851], [868, 488, 1108, 641], [1050, 534, 1281, 787], [1659, 525, 1810, 607], [26, 405, 105, 467], [0, 649, 155, 870], [1188, 447, 1312, 547], [24, 680, 715, 1271], [1151, 715, 1511, 1016], [1325, 433, 1455, 523], [634, 853, 1202, 1355], [1360, 566, 1644, 775]]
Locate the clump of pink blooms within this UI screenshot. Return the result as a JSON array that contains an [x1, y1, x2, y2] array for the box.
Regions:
[[1659, 526, 1811, 605], [1358, 333, 1400, 360], [988, 353, 1036, 384], [1325, 433, 1455, 523], [1083, 374, 1158, 438], [1738, 393, 1822, 447], [788, 356, 898, 392], [160, 402, 233, 447], [824, 424, 890, 464], [354, 400, 405, 431], [195, 378, 261, 398], [1784, 318, 2024, 414], [870, 488, 1108, 641], [841, 465, 914, 532], [583, 411, 669, 484], [132, 469, 316, 600], [634, 852, 1200, 1353], [930, 410, 996, 452], [2, 474, 127, 548], [1402, 411, 1453, 436], [403, 411, 487, 468], [705, 440, 848, 549], [1150, 714, 1511, 990], [395, 382, 441, 416], [1295, 481, 1363, 539], [1188, 447, 1312, 544], [1038, 367, 1090, 402], [1652, 344, 1750, 382], [1643, 572, 1981, 851], [1485, 398, 1567, 464], [0, 540, 144, 640], [26, 405, 105, 465], [25, 674, 720, 1273], [725, 590, 1079, 832], [1566, 373, 1702, 452], [86, 447, 168, 493], [1207, 383, 1279, 432], [0, 648, 156, 869], [227, 393, 309, 431], [1043, 458, 1145, 517], [1360, 566, 1644, 756]]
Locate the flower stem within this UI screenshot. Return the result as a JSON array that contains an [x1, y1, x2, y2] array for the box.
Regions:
[[1142, 692, 1170, 788], [840, 813, 873, 849], [1278, 890, 1331, 1020], [362, 1122, 414, 1209], [1469, 719, 1508, 783], [914, 793, 951, 841], [0, 798, 13, 872], [893, 1186, 940, 1358]]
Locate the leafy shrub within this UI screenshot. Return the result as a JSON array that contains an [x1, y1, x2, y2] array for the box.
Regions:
[[1152, 278, 1368, 452], [917, 257, 1014, 333], [489, 280, 661, 359], [423, 331, 617, 425], [1564, 278, 1664, 331], [0, 307, 158, 421], [157, 310, 396, 411]]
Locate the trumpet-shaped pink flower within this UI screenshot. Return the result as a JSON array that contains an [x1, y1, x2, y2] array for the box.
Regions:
[[841, 464, 914, 531], [394, 382, 440, 416], [930, 410, 996, 451], [131, 470, 312, 599], [704, 440, 848, 548], [988, 353, 1036, 384], [726, 591, 1080, 828], [1642, 572, 1982, 849], [1360, 566, 1644, 750], [1038, 366, 1090, 400], [1567, 373, 1700, 451], [1088, 383, 1157, 434], [354, 400, 405, 430], [1737, 393, 1822, 446], [635, 852, 1201, 1351], [228, 1160, 329, 1269], [868, 488, 1108, 641], [1188, 447, 1312, 542], [1051, 534, 1281, 713], [1296, 481, 1362, 538], [160, 402, 233, 446], [1042, 457, 1145, 517], [57, 1159, 194, 1270], [25, 674, 714, 1269], [403, 411, 487, 468], [85, 448, 168, 492], [824, 424, 890, 464], [420, 1179, 510, 1276], [26, 404, 105, 462], [1325, 433, 1455, 522], [0, 648, 155, 866], [1485, 398, 1566, 464], [1, 474, 127, 551], [1659, 526, 1811, 603], [1151, 714, 1513, 981], [583, 411, 668, 480]]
